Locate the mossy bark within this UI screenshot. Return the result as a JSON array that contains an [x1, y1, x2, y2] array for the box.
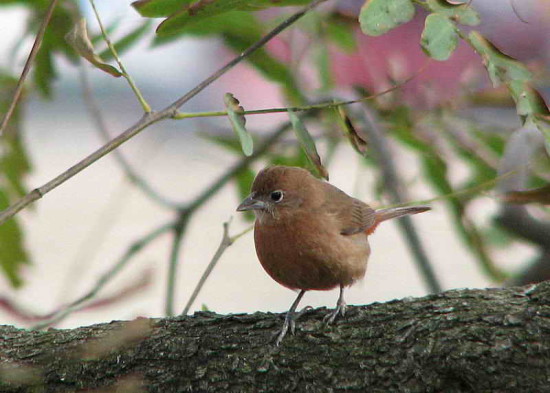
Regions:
[[1, 282, 550, 392]]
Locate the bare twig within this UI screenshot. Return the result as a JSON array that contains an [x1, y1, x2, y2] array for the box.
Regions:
[[182, 219, 252, 315], [80, 66, 178, 208], [0, 0, 328, 226], [0, 270, 151, 323], [32, 221, 173, 329], [0, 0, 60, 136]]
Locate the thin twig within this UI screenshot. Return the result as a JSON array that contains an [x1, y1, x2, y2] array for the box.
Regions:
[[165, 213, 189, 317], [88, 0, 151, 112], [80, 65, 178, 208], [182, 219, 252, 315], [32, 221, 173, 329], [173, 64, 427, 120], [0, 0, 328, 226], [0, 0, 60, 136]]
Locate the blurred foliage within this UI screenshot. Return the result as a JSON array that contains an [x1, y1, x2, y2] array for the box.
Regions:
[[0, 0, 549, 290], [0, 72, 31, 287]]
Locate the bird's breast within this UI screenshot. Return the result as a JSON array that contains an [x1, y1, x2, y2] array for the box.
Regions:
[[253, 211, 370, 291]]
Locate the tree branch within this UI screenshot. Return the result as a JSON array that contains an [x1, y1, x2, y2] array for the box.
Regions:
[[2, 282, 549, 392]]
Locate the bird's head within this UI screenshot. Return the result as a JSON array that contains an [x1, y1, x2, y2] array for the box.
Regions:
[[236, 166, 319, 221]]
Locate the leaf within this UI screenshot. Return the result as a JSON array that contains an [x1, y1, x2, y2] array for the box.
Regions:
[[132, 0, 196, 17], [288, 110, 329, 180], [421, 13, 458, 61], [132, 0, 311, 36], [65, 19, 123, 77], [335, 107, 368, 156], [501, 184, 550, 205], [224, 93, 253, 156], [99, 21, 152, 61], [506, 81, 550, 117], [426, 0, 480, 26], [0, 72, 32, 288], [359, 0, 415, 37], [467, 31, 531, 87], [0, 190, 28, 288]]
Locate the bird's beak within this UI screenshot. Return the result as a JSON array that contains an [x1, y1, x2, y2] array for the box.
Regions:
[[237, 194, 266, 211]]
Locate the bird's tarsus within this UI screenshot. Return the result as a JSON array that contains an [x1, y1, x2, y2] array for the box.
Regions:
[[324, 285, 347, 324]]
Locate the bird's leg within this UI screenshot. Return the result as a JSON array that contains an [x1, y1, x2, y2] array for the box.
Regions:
[[274, 290, 306, 346], [324, 285, 347, 324]]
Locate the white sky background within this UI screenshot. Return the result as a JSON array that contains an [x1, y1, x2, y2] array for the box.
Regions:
[[0, 0, 545, 328]]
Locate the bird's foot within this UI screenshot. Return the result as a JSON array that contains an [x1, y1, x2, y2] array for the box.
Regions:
[[323, 299, 347, 325], [273, 306, 312, 346]]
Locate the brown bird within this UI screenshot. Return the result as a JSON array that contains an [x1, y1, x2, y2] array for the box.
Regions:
[[237, 166, 429, 345]]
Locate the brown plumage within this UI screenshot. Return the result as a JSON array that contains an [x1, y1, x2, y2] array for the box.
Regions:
[[237, 166, 429, 345]]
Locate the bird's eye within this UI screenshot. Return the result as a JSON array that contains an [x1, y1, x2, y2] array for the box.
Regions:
[[270, 190, 283, 202]]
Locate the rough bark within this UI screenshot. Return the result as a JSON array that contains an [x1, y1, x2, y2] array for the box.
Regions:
[[1, 282, 550, 393]]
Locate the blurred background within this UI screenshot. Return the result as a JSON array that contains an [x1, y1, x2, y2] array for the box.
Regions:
[[0, 0, 548, 329]]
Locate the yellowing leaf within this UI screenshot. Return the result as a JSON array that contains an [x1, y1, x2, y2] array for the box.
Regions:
[[65, 19, 122, 78], [335, 107, 368, 156]]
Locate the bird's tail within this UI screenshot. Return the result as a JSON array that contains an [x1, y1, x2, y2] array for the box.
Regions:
[[374, 206, 430, 224]]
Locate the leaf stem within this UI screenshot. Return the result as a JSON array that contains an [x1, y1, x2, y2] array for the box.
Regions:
[[89, 0, 152, 113]]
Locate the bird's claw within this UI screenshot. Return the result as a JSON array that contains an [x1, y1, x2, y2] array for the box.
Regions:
[[273, 305, 312, 346], [324, 300, 347, 325]]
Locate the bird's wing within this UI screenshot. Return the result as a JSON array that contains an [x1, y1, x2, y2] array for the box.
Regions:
[[321, 183, 377, 236]]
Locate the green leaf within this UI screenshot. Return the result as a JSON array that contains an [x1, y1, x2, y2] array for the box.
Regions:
[[132, 0, 196, 17], [0, 72, 32, 287], [359, 0, 415, 36], [467, 31, 532, 87], [99, 21, 152, 61], [0, 190, 28, 288], [132, 0, 311, 36], [224, 93, 253, 156], [507, 81, 550, 117], [426, 0, 480, 26], [65, 19, 123, 78], [288, 110, 329, 180], [421, 13, 458, 61]]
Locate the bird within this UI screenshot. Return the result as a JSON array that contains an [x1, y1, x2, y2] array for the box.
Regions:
[[237, 165, 430, 345]]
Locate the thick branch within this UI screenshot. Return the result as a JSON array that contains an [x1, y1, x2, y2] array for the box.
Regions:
[[1, 282, 550, 392]]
